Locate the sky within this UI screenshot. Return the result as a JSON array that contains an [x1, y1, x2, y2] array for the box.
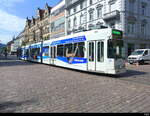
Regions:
[[0, 0, 61, 44]]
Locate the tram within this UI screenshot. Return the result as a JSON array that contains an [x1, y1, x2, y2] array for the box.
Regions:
[[20, 28, 126, 75]]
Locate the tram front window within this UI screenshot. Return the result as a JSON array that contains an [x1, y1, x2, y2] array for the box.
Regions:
[[108, 39, 124, 59]]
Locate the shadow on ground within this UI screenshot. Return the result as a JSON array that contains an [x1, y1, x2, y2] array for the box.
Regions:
[[0, 99, 37, 113], [47, 64, 148, 79], [0, 56, 35, 67], [0, 60, 35, 67], [117, 69, 147, 78]]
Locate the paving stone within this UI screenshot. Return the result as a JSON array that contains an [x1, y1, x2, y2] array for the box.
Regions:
[[0, 55, 150, 113]]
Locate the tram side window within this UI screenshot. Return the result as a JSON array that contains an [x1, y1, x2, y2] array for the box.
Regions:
[[25, 49, 29, 57], [64, 44, 73, 57], [89, 42, 94, 61], [43, 46, 49, 56], [35, 48, 40, 56], [57, 45, 64, 57], [97, 42, 104, 62], [27, 50, 29, 57], [31, 48, 40, 59], [75, 42, 85, 58], [63, 42, 85, 58], [65, 44, 73, 54], [50, 47, 53, 58], [54, 46, 57, 58], [21, 49, 23, 56], [108, 40, 115, 58]]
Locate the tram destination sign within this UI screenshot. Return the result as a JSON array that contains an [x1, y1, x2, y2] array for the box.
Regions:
[[112, 29, 123, 39]]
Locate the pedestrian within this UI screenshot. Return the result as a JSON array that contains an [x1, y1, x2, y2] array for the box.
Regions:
[[4, 48, 7, 59], [17, 48, 19, 59]]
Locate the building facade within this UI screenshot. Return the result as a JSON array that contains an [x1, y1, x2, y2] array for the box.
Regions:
[[50, 0, 66, 39], [15, 30, 25, 47], [23, 3, 52, 45], [65, 0, 150, 57]]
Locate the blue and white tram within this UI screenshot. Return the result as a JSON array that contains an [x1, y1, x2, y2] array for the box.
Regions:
[[19, 47, 25, 60], [29, 42, 42, 63], [21, 28, 126, 75], [24, 45, 30, 61], [42, 40, 51, 64]]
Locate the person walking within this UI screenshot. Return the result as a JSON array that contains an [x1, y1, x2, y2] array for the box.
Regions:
[[4, 48, 7, 59], [16, 48, 19, 59]]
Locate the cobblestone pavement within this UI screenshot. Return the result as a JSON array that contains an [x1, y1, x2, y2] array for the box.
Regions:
[[0, 55, 150, 113]]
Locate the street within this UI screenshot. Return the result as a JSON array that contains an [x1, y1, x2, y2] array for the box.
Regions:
[[0, 55, 150, 113]]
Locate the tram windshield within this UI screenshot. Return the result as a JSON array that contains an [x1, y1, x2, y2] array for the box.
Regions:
[[24, 49, 29, 57], [30, 48, 40, 59], [108, 39, 124, 59]]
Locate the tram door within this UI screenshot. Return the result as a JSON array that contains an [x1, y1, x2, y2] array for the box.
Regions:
[[88, 41, 104, 71], [50, 46, 57, 65]]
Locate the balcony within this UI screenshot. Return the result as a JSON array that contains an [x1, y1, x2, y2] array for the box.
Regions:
[[66, 0, 82, 9], [103, 10, 120, 21]]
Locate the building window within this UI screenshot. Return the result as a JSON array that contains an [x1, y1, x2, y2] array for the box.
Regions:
[[141, 23, 146, 35], [127, 23, 135, 34], [73, 17, 77, 27], [109, 3, 115, 12], [129, 1, 135, 13], [89, 9, 94, 21], [80, 2, 83, 9], [140, 44, 146, 49], [97, 8, 102, 18], [68, 19, 71, 28], [88, 24, 94, 30], [89, 0, 93, 5], [68, 10, 71, 15], [89, 12, 93, 21], [141, 4, 146, 15], [74, 6, 76, 13], [110, 23, 115, 28], [80, 14, 83, 24]]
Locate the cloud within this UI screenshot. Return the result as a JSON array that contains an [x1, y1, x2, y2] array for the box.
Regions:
[[0, 10, 25, 44], [0, 10, 25, 32]]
